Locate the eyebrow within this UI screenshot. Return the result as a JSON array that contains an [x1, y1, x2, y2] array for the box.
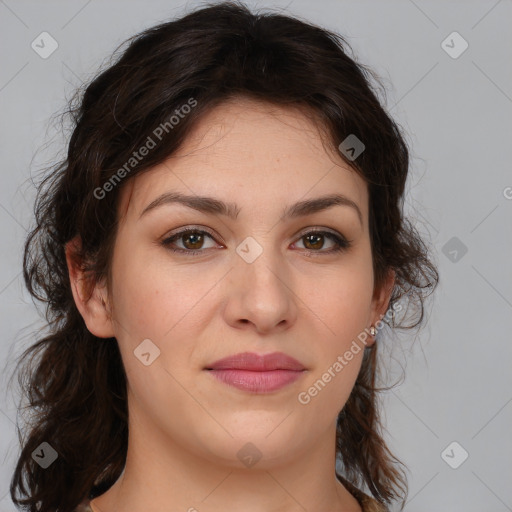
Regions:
[[139, 191, 363, 226]]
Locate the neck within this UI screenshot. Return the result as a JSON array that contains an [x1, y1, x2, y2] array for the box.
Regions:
[[90, 411, 361, 512]]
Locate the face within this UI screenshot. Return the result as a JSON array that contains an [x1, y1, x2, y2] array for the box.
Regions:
[[92, 97, 391, 468]]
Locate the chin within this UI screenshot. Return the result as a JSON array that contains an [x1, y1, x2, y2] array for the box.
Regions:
[[196, 425, 305, 469]]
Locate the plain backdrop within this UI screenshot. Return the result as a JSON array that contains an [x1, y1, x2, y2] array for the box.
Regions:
[[1, 1, 511, 511]]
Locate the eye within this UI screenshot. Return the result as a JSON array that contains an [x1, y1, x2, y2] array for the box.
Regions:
[[160, 227, 351, 256], [161, 228, 219, 255], [292, 229, 351, 256]]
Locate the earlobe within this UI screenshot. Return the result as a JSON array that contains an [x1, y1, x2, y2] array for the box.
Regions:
[[65, 237, 115, 339]]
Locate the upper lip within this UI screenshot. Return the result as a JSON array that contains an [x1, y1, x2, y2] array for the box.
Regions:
[[206, 352, 306, 371]]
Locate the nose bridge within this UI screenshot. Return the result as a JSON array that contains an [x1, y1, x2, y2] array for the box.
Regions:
[[235, 234, 284, 289], [228, 233, 296, 331]]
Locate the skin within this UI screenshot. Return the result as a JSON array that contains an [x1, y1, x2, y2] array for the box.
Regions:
[[67, 96, 394, 512]]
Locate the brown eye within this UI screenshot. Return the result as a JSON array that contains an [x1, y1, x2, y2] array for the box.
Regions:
[[161, 229, 218, 254], [161, 227, 350, 257], [303, 233, 325, 250], [180, 231, 205, 250], [294, 230, 351, 255]]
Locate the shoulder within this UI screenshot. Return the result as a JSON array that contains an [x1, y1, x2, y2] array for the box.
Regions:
[[337, 473, 389, 512]]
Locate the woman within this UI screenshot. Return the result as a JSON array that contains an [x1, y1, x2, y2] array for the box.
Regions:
[[10, 2, 438, 511]]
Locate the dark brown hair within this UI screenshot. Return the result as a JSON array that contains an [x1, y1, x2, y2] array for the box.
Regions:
[[9, 2, 438, 510]]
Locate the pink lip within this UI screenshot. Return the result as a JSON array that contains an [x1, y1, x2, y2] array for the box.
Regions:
[[205, 352, 306, 393]]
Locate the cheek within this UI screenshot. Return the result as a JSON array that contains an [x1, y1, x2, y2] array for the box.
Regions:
[[108, 244, 223, 403], [110, 242, 212, 341], [299, 262, 374, 345], [108, 249, 208, 419], [294, 261, 374, 412]]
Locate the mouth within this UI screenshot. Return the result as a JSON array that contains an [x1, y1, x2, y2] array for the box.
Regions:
[[204, 352, 306, 393]]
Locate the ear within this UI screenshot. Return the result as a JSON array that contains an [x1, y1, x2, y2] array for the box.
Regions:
[[368, 268, 396, 346], [65, 236, 115, 338]]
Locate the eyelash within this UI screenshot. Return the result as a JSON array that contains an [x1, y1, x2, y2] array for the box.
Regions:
[[161, 227, 351, 257]]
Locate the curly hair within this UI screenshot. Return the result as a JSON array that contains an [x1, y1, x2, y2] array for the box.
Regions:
[[9, 2, 439, 511]]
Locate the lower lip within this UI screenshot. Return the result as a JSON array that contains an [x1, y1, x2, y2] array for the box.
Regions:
[[206, 369, 305, 393]]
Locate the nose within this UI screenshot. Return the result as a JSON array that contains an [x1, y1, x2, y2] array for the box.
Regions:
[[222, 243, 298, 335]]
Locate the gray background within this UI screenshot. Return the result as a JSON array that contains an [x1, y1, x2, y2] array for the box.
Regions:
[[1, 1, 511, 510]]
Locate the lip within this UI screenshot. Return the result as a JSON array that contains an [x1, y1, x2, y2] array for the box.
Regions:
[[205, 352, 306, 393]]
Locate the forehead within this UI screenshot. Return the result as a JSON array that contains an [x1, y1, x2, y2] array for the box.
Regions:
[[118, 97, 368, 223]]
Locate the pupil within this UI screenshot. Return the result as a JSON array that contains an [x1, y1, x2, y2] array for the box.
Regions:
[[306, 234, 323, 250], [185, 232, 203, 249]]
